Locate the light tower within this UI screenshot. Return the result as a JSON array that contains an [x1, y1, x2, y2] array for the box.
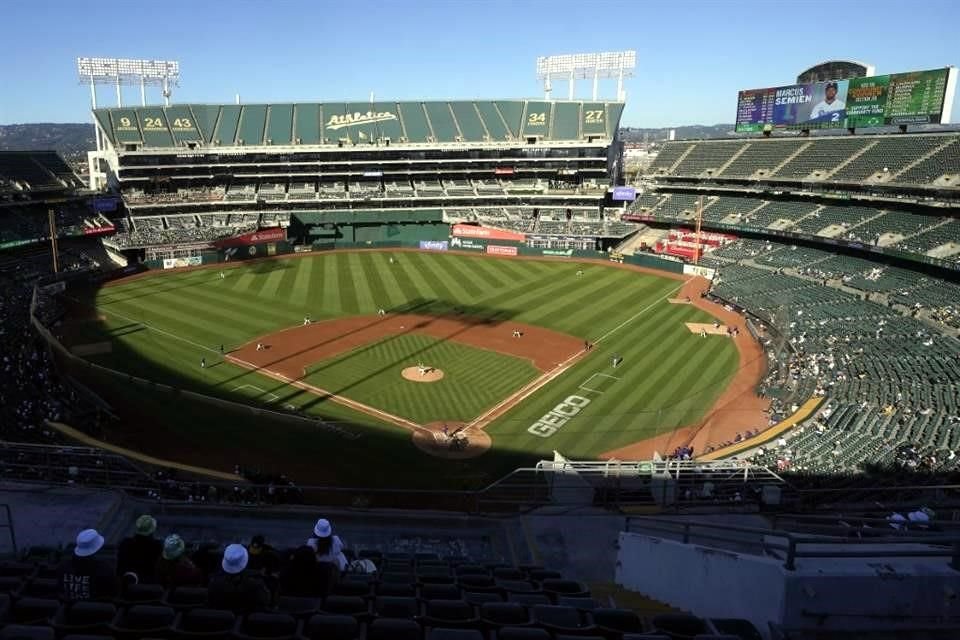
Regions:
[[77, 57, 180, 110], [536, 51, 636, 101]]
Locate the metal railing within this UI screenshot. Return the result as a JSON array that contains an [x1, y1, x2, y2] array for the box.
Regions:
[[625, 516, 960, 571], [0, 504, 16, 558]]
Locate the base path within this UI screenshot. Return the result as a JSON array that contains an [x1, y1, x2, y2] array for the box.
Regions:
[[234, 314, 584, 375], [227, 313, 585, 459], [601, 276, 770, 461]]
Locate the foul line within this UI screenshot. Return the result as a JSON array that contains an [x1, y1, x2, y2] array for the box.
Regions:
[[465, 279, 689, 432], [80, 301, 221, 356], [592, 279, 688, 345], [226, 354, 430, 435]]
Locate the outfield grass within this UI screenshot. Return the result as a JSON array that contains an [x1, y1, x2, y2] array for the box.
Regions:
[[303, 334, 539, 424], [68, 251, 739, 485]]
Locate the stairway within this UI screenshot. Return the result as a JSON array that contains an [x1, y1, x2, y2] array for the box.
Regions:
[[824, 139, 879, 179], [715, 143, 751, 176], [889, 138, 957, 181], [768, 141, 812, 177]]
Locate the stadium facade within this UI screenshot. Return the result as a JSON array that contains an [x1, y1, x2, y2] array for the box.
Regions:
[[88, 100, 638, 259]]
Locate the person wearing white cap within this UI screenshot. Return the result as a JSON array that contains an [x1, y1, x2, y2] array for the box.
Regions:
[[208, 543, 271, 612], [307, 518, 348, 572], [57, 528, 118, 601]]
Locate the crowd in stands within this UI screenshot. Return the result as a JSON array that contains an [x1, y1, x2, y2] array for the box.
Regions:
[[55, 515, 351, 605], [122, 177, 609, 207], [701, 238, 960, 474], [0, 202, 112, 246], [0, 278, 89, 447], [110, 216, 259, 249], [631, 192, 960, 268], [449, 207, 637, 238]]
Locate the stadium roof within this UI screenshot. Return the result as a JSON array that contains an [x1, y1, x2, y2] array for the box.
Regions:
[[92, 100, 624, 149]]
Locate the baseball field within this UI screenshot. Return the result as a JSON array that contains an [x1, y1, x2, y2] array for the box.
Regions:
[[64, 250, 744, 488]]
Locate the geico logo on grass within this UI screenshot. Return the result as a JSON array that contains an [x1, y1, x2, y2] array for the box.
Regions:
[[326, 111, 397, 131], [527, 395, 591, 438]]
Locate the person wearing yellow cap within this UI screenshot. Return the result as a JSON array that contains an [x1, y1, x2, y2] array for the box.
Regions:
[[117, 514, 162, 585]]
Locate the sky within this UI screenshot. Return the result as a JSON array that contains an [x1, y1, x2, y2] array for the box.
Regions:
[[0, 0, 957, 127]]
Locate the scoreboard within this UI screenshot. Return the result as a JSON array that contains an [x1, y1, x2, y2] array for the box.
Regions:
[[735, 67, 957, 132]]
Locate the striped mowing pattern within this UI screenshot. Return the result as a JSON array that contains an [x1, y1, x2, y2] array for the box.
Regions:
[[83, 252, 738, 462], [304, 334, 538, 424]]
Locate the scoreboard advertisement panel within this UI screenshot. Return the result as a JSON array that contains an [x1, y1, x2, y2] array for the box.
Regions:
[[735, 67, 956, 132]]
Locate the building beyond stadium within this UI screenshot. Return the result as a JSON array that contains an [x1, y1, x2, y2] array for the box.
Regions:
[[88, 100, 635, 260]]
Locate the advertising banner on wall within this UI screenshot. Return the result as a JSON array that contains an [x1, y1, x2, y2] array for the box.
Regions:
[[683, 264, 716, 280], [83, 224, 116, 237], [451, 224, 526, 243], [542, 248, 574, 257], [611, 186, 637, 202], [214, 227, 287, 249], [162, 256, 203, 270], [486, 244, 519, 257], [449, 236, 486, 251], [419, 240, 449, 251]]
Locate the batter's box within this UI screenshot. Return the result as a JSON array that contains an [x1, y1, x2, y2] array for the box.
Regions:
[[233, 384, 280, 403], [579, 372, 620, 395]]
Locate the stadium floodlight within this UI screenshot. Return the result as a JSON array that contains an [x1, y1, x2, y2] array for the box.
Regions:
[[536, 51, 635, 101], [77, 57, 180, 108]]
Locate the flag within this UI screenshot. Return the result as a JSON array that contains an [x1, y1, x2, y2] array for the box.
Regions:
[[358, 131, 368, 140]]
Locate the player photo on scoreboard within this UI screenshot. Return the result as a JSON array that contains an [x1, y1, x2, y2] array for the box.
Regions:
[[803, 79, 849, 125]]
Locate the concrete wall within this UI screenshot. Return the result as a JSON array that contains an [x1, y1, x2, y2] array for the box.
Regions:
[[615, 532, 784, 634], [616, 531, 960, 636]]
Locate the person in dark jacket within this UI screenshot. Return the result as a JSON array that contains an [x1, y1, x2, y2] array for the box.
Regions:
[[279, 545, 339, 597], [208, 544, 271, 612], [117, 515, 162, 584], [58, 528, 118, 602], [156, 534, 203, 589], [247, 535, 281, 574]]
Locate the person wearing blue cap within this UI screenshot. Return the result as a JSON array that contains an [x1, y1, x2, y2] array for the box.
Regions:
[[57, 528, 118, 601], [207, 543, 271, 612]]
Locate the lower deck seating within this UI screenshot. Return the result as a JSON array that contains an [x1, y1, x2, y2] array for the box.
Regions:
[[0, 556, 755, 640]]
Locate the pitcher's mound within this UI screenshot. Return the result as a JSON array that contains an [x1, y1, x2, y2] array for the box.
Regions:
[[402, 366, 445, 383], [412, 421, 491, 459]]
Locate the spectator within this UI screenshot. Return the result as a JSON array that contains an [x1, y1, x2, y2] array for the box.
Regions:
[[58, 528, 117, 601], [279, 545, 338, 597], [247, 534, 281, 574], [117, 514, 162, 584], [156, 534, 203, 589], [208, 544, 271, 612], [307, 518, 348, 571]]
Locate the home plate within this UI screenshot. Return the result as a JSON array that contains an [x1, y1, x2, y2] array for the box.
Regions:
[[686, 322, 728, 335]]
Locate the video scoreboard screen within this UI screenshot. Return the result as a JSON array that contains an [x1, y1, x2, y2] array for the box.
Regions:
[[735, 67, 956, 132]]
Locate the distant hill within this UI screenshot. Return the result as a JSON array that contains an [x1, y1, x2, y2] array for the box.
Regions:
[[620, 124, 737, 143], [0, 123, 94, 162]]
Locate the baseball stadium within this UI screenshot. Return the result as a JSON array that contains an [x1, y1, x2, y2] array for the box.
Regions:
[[2, 34, 960, 638]]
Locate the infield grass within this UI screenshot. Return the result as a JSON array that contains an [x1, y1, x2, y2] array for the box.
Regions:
[[303, 334, 539, 424], [68, 251, 739, 485]]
